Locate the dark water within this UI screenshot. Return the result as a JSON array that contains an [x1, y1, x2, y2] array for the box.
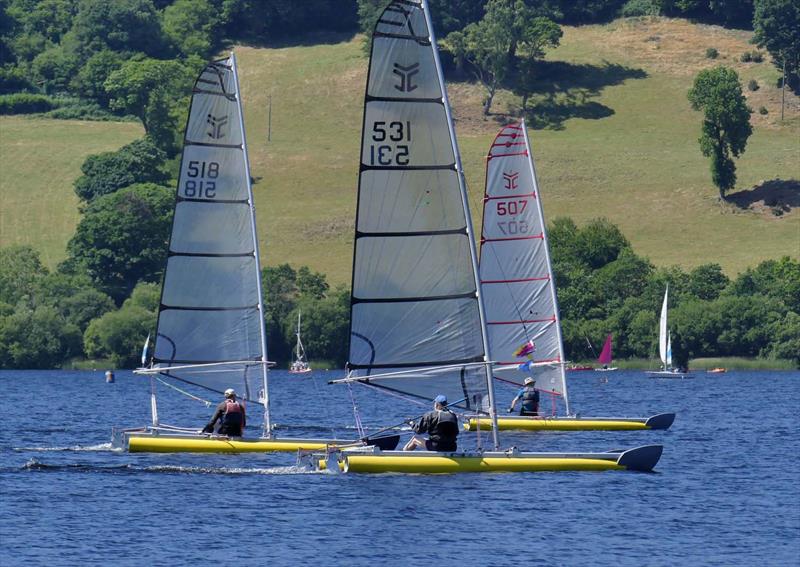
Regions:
[[1, 369, 798, 566]]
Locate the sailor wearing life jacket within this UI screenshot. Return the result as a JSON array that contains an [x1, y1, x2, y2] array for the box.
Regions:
[[509, 377, 539, 416], [203, 388, 247, 436], [402, 394, 459, 452]]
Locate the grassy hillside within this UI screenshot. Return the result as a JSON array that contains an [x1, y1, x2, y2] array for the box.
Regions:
[[0, 117, 142, 267], [238, 18, 798, 284], [1, 18, 797, 281]]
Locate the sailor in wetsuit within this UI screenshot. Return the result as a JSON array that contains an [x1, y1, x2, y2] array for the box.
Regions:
[[509, 377, 539, 416], [402, 394, 459, 452], [203, 388, 247, 436]]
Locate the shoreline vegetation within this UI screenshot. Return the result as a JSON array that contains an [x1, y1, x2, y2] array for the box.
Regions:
[[66, 357, 794, 372]]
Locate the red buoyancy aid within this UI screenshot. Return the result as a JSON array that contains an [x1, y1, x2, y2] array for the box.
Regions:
[[222, 400, 244, 428]]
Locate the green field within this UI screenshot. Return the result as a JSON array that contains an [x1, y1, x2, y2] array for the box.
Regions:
[[0, 117, 142, 267], [1, 18, 798, 281]]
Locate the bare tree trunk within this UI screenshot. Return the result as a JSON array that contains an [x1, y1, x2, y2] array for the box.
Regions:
[[483, 85, 496, 115]]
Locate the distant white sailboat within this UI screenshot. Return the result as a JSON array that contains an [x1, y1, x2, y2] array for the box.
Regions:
[[646, 285, 693, 378], [289, 311, 312, 374]]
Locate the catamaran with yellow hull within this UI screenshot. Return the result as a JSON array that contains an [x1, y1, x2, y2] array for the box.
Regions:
[[299, 0, 663, 474], [110, 54, 395, 455], [301, 444, 663, 474], [465, 412, 675, 432], [472, 119, 675, 433]]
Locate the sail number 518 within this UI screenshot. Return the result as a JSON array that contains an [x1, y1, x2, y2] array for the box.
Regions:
[[369, 121, 411, 166], [184, 160, 219, 198]]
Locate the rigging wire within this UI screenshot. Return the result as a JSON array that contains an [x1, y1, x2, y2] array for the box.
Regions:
[[154, 375, 212, 407]]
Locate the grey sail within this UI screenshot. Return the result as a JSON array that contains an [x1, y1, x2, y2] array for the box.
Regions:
[[344, 0, 491, 413], [151, 55, 269, 405]]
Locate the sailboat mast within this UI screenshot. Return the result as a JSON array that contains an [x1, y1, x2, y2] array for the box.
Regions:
[[659, 284, 669, 369], [520, 120, 571, 416], [421, 0, 499, 449], [296, 311, 301, 359], [231, 53, 271, 437]]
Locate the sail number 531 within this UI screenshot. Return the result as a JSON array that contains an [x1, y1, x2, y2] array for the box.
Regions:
[[369, 121, 411, 166], [184, 160, 219, 198]]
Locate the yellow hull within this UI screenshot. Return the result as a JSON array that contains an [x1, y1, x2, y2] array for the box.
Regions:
[[465, 413, 674, 432], [343, 455, 624, 473], [302, 445, 663, 474], [127, 434, 349, 453]]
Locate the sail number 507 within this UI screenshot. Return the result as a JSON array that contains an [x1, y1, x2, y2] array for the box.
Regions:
[[369, 121, 411, 166], [184, 160, 219, 198]]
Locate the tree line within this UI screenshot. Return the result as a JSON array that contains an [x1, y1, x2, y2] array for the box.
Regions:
[[1, 221, 797, 369]]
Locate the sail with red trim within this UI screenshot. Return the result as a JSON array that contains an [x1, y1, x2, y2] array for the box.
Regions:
[[479, 120, 569, 411], [598, 334, 613, 366], [147, 55, 270, 405], [340, 0, 493, 415]]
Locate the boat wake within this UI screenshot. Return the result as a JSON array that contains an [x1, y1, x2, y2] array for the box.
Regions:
[[14, 442, 116, 453], [20, 458, 320, 476]]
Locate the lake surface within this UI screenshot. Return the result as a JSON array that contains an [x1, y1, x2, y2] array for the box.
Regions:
[[1, 369, 798, 566]]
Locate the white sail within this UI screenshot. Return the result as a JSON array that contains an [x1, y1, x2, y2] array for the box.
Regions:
[[479, 121, 569, 413], [666, 331, 672, 367], [658, 285, 669, 367], [345, 0, 492, 415], [151, 55, 269, 406]]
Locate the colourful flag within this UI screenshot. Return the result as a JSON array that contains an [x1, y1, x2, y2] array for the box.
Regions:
[[513, 340, 535, 358]]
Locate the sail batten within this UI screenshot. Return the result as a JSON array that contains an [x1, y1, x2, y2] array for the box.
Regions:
[[479, 121, 569, 414], [150, 55, 268, 407], [346, 0, 493, 419]]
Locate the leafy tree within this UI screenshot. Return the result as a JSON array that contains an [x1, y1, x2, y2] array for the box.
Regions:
[[83, 282, 157, 367], [8, 0, 76, 44], [555, 0, 625, 23], [687, 263, 729, 300], [767, 312, 800, 366], [125, 281, 160, 311], [626, 308, 658, 357], [73, 137, 168, 202], [104, 57, 195, 152], [447, 0, 561, 114], [221, 0, 358, 44], [728, 256, 800, 312], [70, 0, 165, 58], [65, 183, 173, 303], [574, 217, 630, 269], [0, 304, 81, 368], [753, 0, 800, 92], [0, 245, 48, 306], [687, 66, 753, 198], [70, 49, 125, 105], [297, 266, 329, 300], [162, 0, 219, 59], [31, 44, 80, 93], [590, 248, 653, 313], [262, 263, 298, 363], [37, 272, 115, 331]]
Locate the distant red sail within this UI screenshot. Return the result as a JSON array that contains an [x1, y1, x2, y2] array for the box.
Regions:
[[598, 334, 613, 365]]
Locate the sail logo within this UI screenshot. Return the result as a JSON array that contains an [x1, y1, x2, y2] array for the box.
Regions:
[[393, 62, 419, 92], [206, 114, 228, 139], [503, 171, 519, 190]]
